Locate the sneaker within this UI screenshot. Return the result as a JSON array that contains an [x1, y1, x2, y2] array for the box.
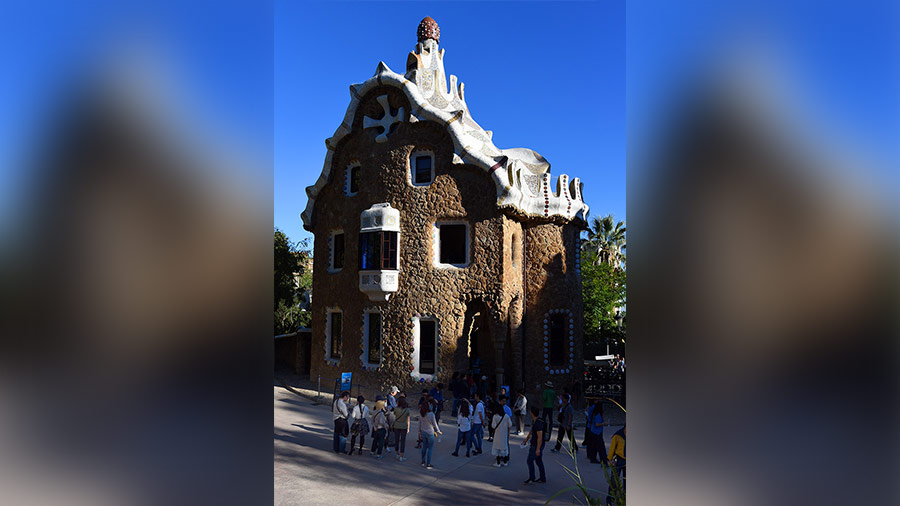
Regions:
[[536, 478, 547, 483], [421, 462, 425, 467], [550, 448, 559, 453], [386, 448, 393, 453], [425, 464, 434, 469], [399, 457, 407, 462], [523, 478, 535, 484], [376, 455, 383, 459], [465, 452, 470, 458], [492, 462, 501, 467], [451, 452, 458, 457], [502, 461, 509, 467]]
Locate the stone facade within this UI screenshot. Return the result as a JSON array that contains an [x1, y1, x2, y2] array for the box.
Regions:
[[302, 18, 588, 395]]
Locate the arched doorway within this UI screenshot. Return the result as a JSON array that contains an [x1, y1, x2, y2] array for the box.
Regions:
[[459, 299, 494, 379]]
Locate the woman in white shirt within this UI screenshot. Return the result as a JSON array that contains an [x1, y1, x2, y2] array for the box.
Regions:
[[418, 402, 442, 469], [451, 398, 473, 457], [490, 400, 512, 467], [513, 392, 527, 435], [347, 395, 370, 455]]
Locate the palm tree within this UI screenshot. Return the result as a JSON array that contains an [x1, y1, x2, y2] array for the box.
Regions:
[[583, 214, 625, 269]]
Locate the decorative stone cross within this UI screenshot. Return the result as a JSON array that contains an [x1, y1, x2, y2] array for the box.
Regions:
[[363, 94, 404, 143]]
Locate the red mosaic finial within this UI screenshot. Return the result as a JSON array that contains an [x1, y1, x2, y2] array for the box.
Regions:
[[417, 17, 440, 44]]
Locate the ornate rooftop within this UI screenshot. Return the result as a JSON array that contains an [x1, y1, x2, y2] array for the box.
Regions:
[[302, 17, 588, 229]]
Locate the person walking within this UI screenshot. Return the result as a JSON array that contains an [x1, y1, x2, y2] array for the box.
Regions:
[[450, 372, 461, 417], [606, 425, 626, 505], [585, 398, 607, 465], [385, 386, 399, 450], [486, 393, 496, 443], [451, 398, 472, 457], [490, 400, 512, 467], [471, 392, 486, 455], [513, 392, 527, 435], [541, 381, 556, 442], [551, 393, 578, 453], [347, 395, 370, 455], [419, 401, 442, 469], [429, 383, 445, 424], [523, 405, 547, 484], [332, 391, 350, 454], [415, 389, 428, 449], [371, 398, 389, 459], [392, 396, 410, 461]]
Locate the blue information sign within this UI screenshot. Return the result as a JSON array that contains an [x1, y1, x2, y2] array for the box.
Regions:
[[340, 372, 352, 392]]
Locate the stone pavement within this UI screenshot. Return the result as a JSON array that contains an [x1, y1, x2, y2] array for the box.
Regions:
[[275, 384, 620, 506]]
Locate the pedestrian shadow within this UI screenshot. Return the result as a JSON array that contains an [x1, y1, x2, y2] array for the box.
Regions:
[[274, 431, 311, 448], [292, 423, 331, 436]]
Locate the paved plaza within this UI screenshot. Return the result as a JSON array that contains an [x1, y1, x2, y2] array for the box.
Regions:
[[274, 384, 617, 505]]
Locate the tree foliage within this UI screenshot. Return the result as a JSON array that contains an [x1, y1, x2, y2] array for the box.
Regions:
[[581, 214, 626, 350], [274, 228, 312, 335], [584, 214, 626, 269], [582, 249, 626, 345]]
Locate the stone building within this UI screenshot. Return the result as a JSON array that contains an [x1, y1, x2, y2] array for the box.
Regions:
[[301, 17, 589, 394]]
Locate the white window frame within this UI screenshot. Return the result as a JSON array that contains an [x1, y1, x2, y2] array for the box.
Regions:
[[433, 220, 470, 268], [345, 162, 360, 197], [411, 315, 439, 381], [325, 307, 343, 366], [409, 150, 435, 187], [360, 308, 383, 369], [328, 230, 344, 273]]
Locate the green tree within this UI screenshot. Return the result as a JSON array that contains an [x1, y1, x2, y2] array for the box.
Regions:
[[581, 248, 626, 346], [581, 215, 626, 351], [584, 214, 626, 269], [274, 228, 312, 334]]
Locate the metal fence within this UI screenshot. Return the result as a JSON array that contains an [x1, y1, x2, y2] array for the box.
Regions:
[[315, 375, 388, 404]]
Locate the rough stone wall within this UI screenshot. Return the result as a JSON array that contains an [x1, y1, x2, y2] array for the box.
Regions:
[[309, 86, 515, 394], [522, 222, 585, 393]]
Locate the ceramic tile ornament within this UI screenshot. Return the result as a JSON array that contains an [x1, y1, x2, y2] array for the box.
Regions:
[[302, 17, 588, 230], [302, 18, 588, 393]]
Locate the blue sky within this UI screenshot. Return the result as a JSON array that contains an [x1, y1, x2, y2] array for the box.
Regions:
[[274, 1, 625, 245]]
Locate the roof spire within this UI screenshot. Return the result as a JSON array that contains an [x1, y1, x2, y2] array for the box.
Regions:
[[417, 17, 440, 44]]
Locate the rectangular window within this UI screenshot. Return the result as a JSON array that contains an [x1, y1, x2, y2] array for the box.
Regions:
[[439, 224, 467, 265], [419, 320, 436, 374], [330, 312, 343, 359], [414, 155, 432, 185], [349, 166, 360, 194], [367, 312, 382, 364], [549, 314, 565, 366], [359, 231, 397, 270], [332, 233, 344, 270]]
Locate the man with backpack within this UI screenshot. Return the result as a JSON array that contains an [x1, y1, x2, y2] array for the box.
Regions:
[[471, 392, 486, 455], [550, 393, 578, 453], [541, 381, 556, 442], [332, 391, 350, 453]]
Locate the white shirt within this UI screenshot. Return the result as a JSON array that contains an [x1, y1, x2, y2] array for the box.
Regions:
[[514, 395, 527, 414], [351, 404, 369, 423], [332, 398, 348, 420], [474, 401, 485, 425], [457, 413, 471, 432]]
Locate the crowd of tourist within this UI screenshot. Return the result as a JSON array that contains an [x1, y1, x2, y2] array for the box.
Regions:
[[328, 372, 625, 499]]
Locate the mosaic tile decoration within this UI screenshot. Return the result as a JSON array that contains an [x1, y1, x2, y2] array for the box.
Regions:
[[301, 17, 589, 230]]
